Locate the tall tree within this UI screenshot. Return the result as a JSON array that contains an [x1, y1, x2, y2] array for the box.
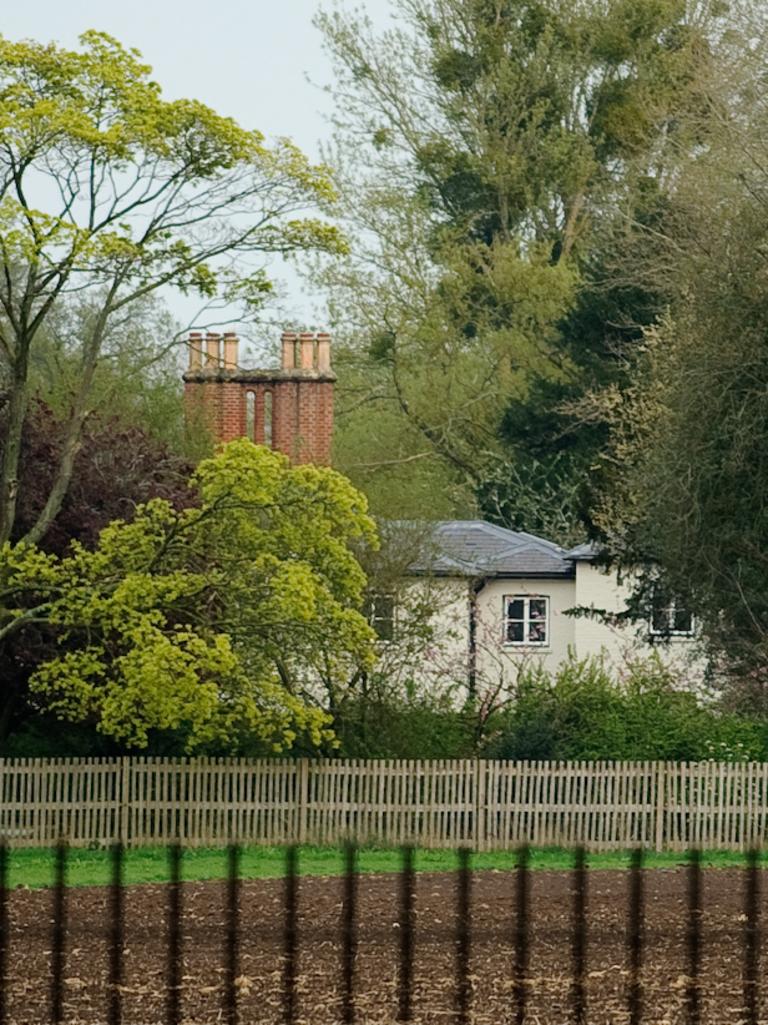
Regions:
[[592, 7, 768, 701], [0, 30, 345, 546], [313, 0, 727, 540], [2, 440, 377, 751], [26, 291, 196, 452]]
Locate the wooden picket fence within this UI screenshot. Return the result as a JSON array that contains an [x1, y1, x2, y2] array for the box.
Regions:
[[1, 758, 767, 851]]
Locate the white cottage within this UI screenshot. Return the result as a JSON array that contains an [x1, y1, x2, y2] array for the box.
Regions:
[[374, 520, 704, 694]]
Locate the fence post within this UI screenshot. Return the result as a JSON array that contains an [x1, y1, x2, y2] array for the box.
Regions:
[[119, 758, 130, 846], [297, 758, 309, 845], [474, 760, 486, 851], [654, 761, 666, 853]]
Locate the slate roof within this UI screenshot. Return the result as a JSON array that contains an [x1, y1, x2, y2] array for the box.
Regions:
[[402, 520, 576, 578], [562, 541, 600, 562]]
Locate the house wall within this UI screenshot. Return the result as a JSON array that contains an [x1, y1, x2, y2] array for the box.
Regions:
[[572, 562, 645, 663], [382, 565, 707, 697], [474, 577, 577, 684], [572, 562, 707, 684], [376, 578, 471, 696], [382, 575, 579, 697]]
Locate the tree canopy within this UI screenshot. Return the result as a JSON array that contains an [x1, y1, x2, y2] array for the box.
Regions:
[[2, 441, 377, 751], [312, 0, 736, 541], [0, 30, 345, 547], [593, 17, 768, 701]]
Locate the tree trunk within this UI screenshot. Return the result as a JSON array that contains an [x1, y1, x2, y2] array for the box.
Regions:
[[21, 290, 117, 547], [0, 344, 30, 545], [21, 407, 87, 547]]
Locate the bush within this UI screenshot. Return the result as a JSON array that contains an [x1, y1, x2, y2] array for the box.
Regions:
[[482, 655, 766, 762], [332, 679, 477, 758]]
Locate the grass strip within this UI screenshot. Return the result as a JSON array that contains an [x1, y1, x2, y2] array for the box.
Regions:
[[3, 844, 766, 890]]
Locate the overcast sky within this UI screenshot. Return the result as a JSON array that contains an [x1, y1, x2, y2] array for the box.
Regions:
[[2, 0, 395, 351]]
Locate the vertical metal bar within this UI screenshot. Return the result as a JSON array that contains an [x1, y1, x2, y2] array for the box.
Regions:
[[0, 841, 8, 1025], [513, 844, 529, 1025], [284, 846, 298, 1025], [571, 846, 587, 1025], [342, 842, 357, 1025], [167, 843, 183, 1025], [225, 844, 240, 1025], [398, 845, 415, 1023], [686, 848, 701, 1025], [51, 840, 67, 1025], [456, 846, 471, 1025], [628, 847, 644, 1025], [108, 842, 124, 1025], [743, 847, 760, 1025]]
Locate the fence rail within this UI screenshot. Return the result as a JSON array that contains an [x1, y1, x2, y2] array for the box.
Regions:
[[1, 757, 768, 850]]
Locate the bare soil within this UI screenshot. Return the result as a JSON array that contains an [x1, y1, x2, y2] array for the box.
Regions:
[[3, 867, 760, 1024]]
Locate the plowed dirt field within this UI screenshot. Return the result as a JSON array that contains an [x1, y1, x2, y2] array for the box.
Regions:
[[3, 867, 759, 1024]]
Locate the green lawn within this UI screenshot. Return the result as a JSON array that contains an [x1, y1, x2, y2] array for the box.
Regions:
[[2, 844, 764, 889]]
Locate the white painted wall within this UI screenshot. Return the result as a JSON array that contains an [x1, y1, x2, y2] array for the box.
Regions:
[[572, 562, 645, 662], [571, 562, 706, 684], [378, 563, 707, 695], [374, 577, 471, 696], [474, 577, 577, 684]]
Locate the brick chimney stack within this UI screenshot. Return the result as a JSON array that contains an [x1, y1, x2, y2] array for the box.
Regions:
[[183, 330, 335, 464]]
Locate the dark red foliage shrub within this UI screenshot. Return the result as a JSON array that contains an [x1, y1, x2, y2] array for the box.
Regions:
[[0, 399, 196, 748], [12, 400, 195, 553]]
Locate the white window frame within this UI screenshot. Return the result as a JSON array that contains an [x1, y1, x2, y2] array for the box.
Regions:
[[649, 598, 694, 638], [503, 594, 550, 647]]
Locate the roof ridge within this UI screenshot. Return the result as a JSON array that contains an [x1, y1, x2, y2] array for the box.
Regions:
[[434, 519, 565, 555], [514, 530, 563, 553]]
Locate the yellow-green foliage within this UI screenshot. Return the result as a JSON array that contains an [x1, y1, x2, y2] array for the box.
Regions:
[[0, 442, 378, 751], [0, 30, 346, 302]]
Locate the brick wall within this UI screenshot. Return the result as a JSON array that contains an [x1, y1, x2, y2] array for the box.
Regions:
[[182, 332, 336, 465]]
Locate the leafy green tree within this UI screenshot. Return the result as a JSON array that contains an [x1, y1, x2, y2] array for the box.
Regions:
[[26, 291, 207, 459], [591, 8, 768, 702], [312, 0, 723, 538], [0, 398, 195, 745], [0, 30, 345, 546], [0, 441, 377, 751]]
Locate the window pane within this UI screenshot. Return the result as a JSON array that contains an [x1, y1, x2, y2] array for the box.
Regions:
[[529, 599, 547, 620], [651, 605, 668, 633], [673, 607, 693, 633], [506, 621, 524, 643], [366, 593, 396, 641], [506, 598, 524, 620], [528, 621, 547, 643], [374, 615, 394, 642]]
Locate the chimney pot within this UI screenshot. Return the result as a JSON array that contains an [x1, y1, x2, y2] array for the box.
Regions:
[[299, 331, 315, 370], [281, 331, 297, 370], [316, 332, 332, 372], [188, 332, 203, 371], [205, 332, 221, 369], [222, 332, 238, 370]]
